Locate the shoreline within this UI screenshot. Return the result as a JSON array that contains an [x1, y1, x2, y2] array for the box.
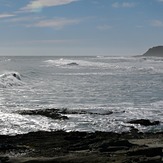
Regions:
[[0, 130, 162, 163]]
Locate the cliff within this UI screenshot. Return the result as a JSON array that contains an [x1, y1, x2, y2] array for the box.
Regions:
[[143, 46, 163, 57]]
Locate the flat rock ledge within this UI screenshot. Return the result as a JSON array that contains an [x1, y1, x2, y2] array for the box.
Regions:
[[18, 108, 113, 120], [18, 108, 68, 120], [0, 131, 162, 163]]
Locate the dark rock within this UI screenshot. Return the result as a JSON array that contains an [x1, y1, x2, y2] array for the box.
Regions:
[[127, 147, 162, 157], [12, 73, 21, 80], [67, 62, 79, 66], [97, 140, 137, 152], [142, 46, 163, 57], [122, 156, 162, 163], [108, 140, 136, 147], [128, 119, 160, 126], [99, 146, 129, 152], [0, 156, 9, 162], [0, 131, 163, 163], [19, 108, 68, 120]]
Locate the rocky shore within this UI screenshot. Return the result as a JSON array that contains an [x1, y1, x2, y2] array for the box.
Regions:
[[0, 108, 161, 162], [0, 130, 162, 163]]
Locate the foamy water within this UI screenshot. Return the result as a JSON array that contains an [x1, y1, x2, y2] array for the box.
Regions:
[[0, 56, 163, 135]]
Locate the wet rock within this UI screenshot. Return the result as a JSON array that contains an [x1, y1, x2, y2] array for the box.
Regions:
[[12, 73, 21, 80], [19, 108, 68, 120], [108, 140, 136, 147], [122, 156, 162, 163], [67, 62, 79, 66], [128, 119, 160, 126], [0, 131, 162, 163], [98, 140, 137, 152], [0, 156, 9, 162], [127, 147, 162, 157]]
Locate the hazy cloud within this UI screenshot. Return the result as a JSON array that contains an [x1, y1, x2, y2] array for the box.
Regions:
[[21, 0, 78, 12], [9, 39, 76, 46], [7, 16, 43, 23], [29, 18, 80, 29], [112, 2, 135, 8], [151, 20, 163, 27], [0, 13, 15, 19], [30, 39, 76, 44]]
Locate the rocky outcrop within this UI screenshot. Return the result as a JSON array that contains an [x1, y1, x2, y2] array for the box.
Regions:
[[18, 108, 113, 120], [67, 62, 79, 66], [0, 131, 162, 163], [19, 108, 68, 120], [143, 46, 163, 57], [128, 119, 160, 126]]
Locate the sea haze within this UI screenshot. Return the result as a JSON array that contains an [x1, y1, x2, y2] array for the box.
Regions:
[[0, 56, 163, 135]]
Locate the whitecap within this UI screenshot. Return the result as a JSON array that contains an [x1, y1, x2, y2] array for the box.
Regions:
[[0, 71, 24, 88], [44, 58, 114, 69]]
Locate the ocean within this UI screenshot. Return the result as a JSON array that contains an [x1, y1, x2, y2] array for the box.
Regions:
[[0, 56, 163, 135]]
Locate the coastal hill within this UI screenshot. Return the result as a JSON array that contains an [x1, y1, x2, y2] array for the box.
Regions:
[[142, 46, 163, 57]]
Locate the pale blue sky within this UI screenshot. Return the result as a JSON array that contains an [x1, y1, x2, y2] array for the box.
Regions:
[[0, 0, 163, 56]]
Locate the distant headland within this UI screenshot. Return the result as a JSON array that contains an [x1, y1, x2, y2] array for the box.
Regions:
[[142, 46, 163, 57]]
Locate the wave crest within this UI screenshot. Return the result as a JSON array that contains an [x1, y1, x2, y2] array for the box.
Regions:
[[0, 71, 24, 88]]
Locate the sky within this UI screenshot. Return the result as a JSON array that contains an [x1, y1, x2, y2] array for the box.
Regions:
[[0, 0, 163, 56]]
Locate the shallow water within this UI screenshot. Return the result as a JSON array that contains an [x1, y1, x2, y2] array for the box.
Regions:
[[0, 56, 163, 135]]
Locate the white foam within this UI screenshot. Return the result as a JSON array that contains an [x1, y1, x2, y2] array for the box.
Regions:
[[0, 56, 163, 134], [0, 71, 24, 88], [44, 58, 113, 69], [0, 111, 62, 135], [44, 57, 163, 75]]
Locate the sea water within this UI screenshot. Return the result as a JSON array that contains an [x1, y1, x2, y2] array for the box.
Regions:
[[0, 56, 163, 135]]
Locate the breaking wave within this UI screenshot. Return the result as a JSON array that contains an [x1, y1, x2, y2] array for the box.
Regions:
[[44, 58, 162, 74], [0, 71, 24, 88], [44, 58, 110, 69]]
